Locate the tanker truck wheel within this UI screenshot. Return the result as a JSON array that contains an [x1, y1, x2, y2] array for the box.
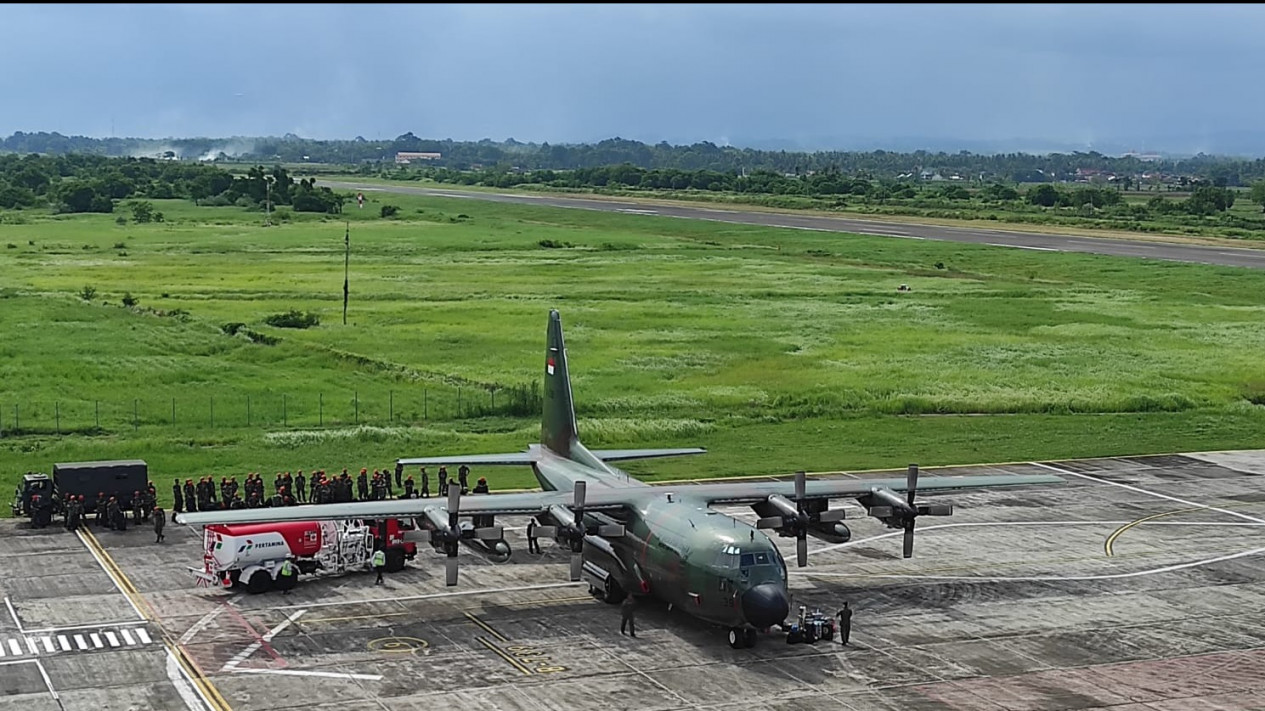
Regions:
[[246, 570, 274, 594], [385, 548, 406, 573]]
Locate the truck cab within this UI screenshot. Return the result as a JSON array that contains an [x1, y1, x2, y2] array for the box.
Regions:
[[12, 473, 55, 526]]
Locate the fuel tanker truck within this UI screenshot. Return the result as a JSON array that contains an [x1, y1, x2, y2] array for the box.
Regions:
[[192, 518, 420, 593]]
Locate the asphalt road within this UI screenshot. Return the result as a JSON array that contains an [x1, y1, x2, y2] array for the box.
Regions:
[[321, 180, 1265, 270]]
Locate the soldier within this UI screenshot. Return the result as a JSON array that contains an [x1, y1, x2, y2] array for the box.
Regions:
[[394, 464, 403, 491], [273, 472, 283, 494], [106, 496, 121, 531], [404, 475, 415, 499], [171, 480, 183, 523], [372, 546, 386, 585], [153, 507, 165, 543], [132, 491, 144, 524], [620, 595, 637, 637], [837, 602, 852, 646], [206, 476, 218, 508], [526, 519, 541, 554], [438, 467, 449, 496], [472, 477, 490, 494], [383, 466, 393, 498], [230, 493, 245, 509], [247, 490, 262, 508], [269, 489, 284, 508], [458, 464, 470, 494], [295, 470, 307, 503], [183, 479, 197, 514], [281, 487, 295, 507], [420, 467, 430, 498], [357, 469, 369, 501]]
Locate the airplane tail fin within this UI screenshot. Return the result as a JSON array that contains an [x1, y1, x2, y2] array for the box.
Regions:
[[542, 309, 578, 457]]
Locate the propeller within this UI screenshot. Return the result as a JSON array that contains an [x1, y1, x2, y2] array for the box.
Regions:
[[865, 464, 954, 559], [416, 482, 505, 586], [531, 480, 626, 581], [755, 471, 816, 567]]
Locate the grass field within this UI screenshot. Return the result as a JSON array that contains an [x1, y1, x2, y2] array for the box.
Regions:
[[2, 192, 1265, 511]]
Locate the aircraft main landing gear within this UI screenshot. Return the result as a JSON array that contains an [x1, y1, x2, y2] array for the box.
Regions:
[[728, 627, 757, 649]]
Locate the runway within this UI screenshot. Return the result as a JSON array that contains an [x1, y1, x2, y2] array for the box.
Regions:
[[5, 451, 1265, 710], [319, 180, 1265, 270]]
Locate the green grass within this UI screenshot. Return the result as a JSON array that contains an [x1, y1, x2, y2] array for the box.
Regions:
[[3, 193, 1265, 510]]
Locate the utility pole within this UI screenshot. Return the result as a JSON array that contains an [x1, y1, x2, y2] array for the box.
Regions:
[[343, 221, 350, 325]]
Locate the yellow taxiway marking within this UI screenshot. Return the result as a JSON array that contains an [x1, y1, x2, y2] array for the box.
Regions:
[[475, 636, 533, 675], [1104, 507, 1208, 557], [80, 528, 232, 711], [464, 612, 509, 642]]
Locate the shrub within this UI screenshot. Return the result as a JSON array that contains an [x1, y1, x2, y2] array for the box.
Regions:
[[221, 322, 246, 336], [538, 239, 574, 249], [113, 241, 126, 249], [381, 204, 400, 218], [5, 243, 14, 249], [78, 285, 97, 301], [122, 292, 138, 307], [115, 216, 128, 226], [264, 309, 320, 329]]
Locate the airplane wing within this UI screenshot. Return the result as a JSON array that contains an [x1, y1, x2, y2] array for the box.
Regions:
[[672, 473, 1065, 505], [175, 489, 630, 526], [397, 453, 537, 467], [589, 448, 707, 462]]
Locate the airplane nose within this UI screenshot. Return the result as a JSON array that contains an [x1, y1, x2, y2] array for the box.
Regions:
[[741, 583, 789, 628]]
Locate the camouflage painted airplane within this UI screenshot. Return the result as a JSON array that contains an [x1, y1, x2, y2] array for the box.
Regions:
[[179, 310, 1062, 648]]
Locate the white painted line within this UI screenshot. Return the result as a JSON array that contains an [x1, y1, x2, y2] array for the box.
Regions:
[[986, 242, 1057, 252], [263, 581, 583, 611], [26, 619, 142, 634], [25, 637, 37, 655], [41, 637, 54, 654], [230, 667, 384, 681], [121, 628, 136, 646], [1030, 462, 1265, 525], [105, 631, 120, 647], [57, 636, 70, 652], [4, 597, 23, 632], [74, 635, 88, 651], [166, 652, 210, 711], [804, 545, 1265, 583], [178, 609, 221, 645], [136, 628, 152, 645], [8, 639, 22, 656], [0, 639, 5, 657], [34, 659, 60, 703], [262, 609, 306, 642], [90, 633, 103, 649]]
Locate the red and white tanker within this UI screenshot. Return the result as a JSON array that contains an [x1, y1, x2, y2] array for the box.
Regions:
[[193, 518, 419, 593]]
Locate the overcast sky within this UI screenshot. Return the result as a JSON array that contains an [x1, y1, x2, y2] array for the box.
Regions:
[[3, 4, 1263, 153]]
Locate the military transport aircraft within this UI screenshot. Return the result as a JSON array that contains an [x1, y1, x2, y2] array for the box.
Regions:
[[179, 310, 1062, 648]]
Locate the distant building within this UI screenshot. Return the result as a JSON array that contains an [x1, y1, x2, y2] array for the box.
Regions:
[[395, 152, 441, 164]]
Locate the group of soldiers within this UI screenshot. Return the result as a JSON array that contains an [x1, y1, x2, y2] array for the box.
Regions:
[[167, 464, 488, 522], [56, 482, 161, 534]]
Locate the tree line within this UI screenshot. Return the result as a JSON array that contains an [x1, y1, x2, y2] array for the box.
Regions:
[[11, 131, 1265, 185], [0, 154, 344, 214]]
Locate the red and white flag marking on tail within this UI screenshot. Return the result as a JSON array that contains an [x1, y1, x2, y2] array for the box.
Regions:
[[547, 356, 555, 375]]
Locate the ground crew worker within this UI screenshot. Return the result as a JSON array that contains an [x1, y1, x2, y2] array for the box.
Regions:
[[420, 467, 430, 498], [372, 547, 386, 585], [458, 464, 470, 493], [153, 507, 165, 543], [620, 595, 637, 637], [279, 557, 296, 595], [837, 602, 852, 645], [526, 519, 541, 554]]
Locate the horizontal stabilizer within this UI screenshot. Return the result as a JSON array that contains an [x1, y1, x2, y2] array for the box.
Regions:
[[589, 448, 707, 462]]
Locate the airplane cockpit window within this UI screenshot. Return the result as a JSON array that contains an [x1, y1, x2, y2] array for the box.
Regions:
[[740, 553, 755, 567], [716, 544, 741, 568]]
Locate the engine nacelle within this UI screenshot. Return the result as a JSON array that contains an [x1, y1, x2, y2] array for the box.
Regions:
[[463, 537, 512, 563], [806, 522, 851, 544]]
